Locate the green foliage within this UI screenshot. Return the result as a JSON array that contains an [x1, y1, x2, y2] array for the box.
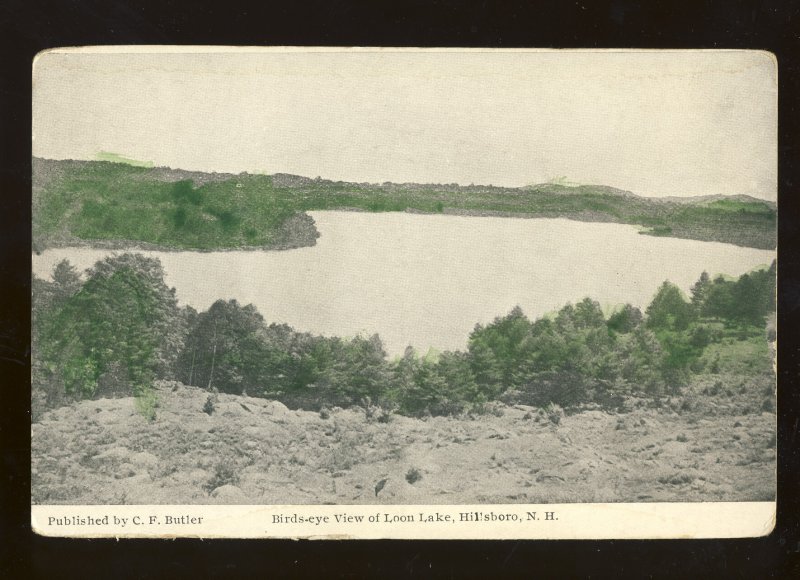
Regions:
[[135, 388, 159, 422], [705, 198, 774, 214], [468, 306, 533, 394], [36, 254, 184, 417], [693, 262, 775, 326], [514, 370, 590, 408], [698, 334, 772, 377], [34, 161, 303, 250], [470, 298, 665, 407], [646, 282, 694, 331], [690, 271, 712, 311], [393, 348, 482, 417], [178, 299, 270, 395], [32, 252, 776, 420], [95, 151, 153, 167], [179, 304, 394, 409], [310, 334, 392, 408], [32, 260, 84, 412], [33, 159, 776, 251], [616, 326, 666, 395], [607, 304, 643, 334]]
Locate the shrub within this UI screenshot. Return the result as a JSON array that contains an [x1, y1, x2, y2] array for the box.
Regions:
[[658, 472, 694, 485], [480, 401, 505, 417], [203, 461, 240, 493], [362, 396, 393, 423], [516, 372, 588, 409], [709, 354, 721, 374], [135, 388, 159, 422], [405, 467, 422, 484], [546, 403, 564, 425]]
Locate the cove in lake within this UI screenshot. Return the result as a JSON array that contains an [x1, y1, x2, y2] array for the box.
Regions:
[[32, 211, 775, 357]]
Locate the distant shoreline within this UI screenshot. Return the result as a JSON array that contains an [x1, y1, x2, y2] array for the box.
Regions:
[[32, 157, 777, 252]]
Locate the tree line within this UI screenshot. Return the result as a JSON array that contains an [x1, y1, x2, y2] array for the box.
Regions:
[[32, 254, 776, 419]]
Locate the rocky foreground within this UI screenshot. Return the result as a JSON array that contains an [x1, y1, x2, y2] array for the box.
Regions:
[[32, 382, 775, 505]]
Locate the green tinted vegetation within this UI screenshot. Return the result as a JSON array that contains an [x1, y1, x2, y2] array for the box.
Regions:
[[33, 158, 777, 251], [705, 198, 774, 214], [95, 151, 154, 167], [32, 255, 776, 420], [33, 255, 185, 419]]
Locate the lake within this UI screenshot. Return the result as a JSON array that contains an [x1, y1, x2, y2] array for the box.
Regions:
[[32, 211, 775, 357]]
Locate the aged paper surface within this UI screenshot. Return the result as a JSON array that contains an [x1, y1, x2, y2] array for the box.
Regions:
[[31, 47, 777, 539]]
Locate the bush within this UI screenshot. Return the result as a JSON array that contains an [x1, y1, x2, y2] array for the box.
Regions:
[[203, 461, 240, 493], [709, 354, 721, 374], [34, 254, 186, 423], [135, 388, 159, 422], [362, 396, 393, 423], [658, 472, 694, 485], [516, 371, 588, 409], [479, 401, 505, 417], [203, 395, 216, 415], [405, 467, 422, 484], [546, 403, 565, 425]]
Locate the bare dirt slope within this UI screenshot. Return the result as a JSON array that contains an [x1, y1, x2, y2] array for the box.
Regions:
[[31, 382, 775, 505]]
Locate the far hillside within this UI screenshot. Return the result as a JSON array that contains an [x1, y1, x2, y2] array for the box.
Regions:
[[32, 158, 777, 252]]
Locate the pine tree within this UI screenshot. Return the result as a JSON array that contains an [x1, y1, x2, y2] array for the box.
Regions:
[[689, 271, 711, 313], [40, 254, 184, 405], [645, 281, 694, 331]]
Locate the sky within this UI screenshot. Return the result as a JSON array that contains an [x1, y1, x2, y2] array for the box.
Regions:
[[33, 48, 777, 201]]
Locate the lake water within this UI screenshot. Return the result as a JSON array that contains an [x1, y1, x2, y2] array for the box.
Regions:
[[32, 211, 775, 357]]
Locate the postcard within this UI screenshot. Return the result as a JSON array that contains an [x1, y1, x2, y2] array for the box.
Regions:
[[31, 47, 777, 539]]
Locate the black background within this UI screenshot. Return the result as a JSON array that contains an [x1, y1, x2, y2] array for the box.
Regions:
[[1, 1, 799, 577]]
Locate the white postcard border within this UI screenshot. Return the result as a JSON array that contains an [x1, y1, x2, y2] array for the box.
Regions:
[[32, 502, 775, 540]]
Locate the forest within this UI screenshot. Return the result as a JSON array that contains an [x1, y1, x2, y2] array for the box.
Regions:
[[31, 254, 776, 422]]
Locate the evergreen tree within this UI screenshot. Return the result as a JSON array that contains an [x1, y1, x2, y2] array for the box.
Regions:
[[645, 281, 694, 331], [467, 306, 532, 393], [690, 271, 711, 313], [617, 326, 665, 395], [573, 298, 606, 329], [607, 304, 643, 334], [703, 276, 736, 320], [32, 261, 85, 415], [40, 254, 184, 405], [184, 299, 269, 395]]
